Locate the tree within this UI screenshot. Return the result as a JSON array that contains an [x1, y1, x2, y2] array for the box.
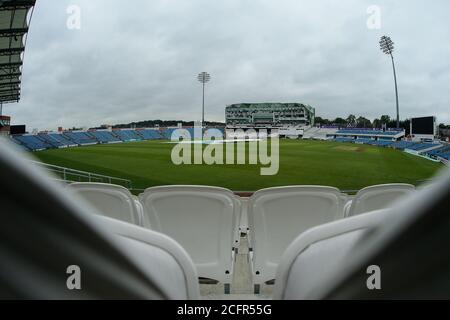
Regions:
[[333, 117, 347, 126], [380, 115, 391, 125], [315, 117, 330, 125], [373, 118, 381, 128], [346, 114, 357, 127], [356, 116, 372, 128]]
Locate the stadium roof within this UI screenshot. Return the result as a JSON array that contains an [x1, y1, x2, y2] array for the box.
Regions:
[[0, 0, 36, 104]]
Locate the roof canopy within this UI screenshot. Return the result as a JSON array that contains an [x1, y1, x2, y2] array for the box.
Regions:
[[0, 0, 36, 104]]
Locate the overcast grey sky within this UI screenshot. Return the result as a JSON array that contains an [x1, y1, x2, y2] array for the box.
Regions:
[[8, 0, 450, 130]]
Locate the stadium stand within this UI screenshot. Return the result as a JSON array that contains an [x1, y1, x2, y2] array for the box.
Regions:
[[369, 140, 393, 147], [139, 185, 240, 293], [333, 137, 354, 143], [138, 129, 163, 140], [13, 134, 52, 150], [354, 138, 373, 144], [428, 145, 450, 160], [390, 141, 415, 150], [37, 133, 65, 148], [63, 131, 97, 145], [302, 127, 338, 140], [406, 142, 441, 151], [329, 136, 445, 160], [10, 128, 174, 151], [162, 127, 197, 139], [247, 186, 346, 293], [114, 129, 142, 141], [48, 133, 77, 147], [89, 130, 121, 143], [66, 182, 143, 225], [336, 129, 403, 136]]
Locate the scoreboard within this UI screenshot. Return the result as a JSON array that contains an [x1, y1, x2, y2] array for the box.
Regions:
[[410, 116, 436, 141]]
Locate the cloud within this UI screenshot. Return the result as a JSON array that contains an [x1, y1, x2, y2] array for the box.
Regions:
[[8, 0, 450, 130]]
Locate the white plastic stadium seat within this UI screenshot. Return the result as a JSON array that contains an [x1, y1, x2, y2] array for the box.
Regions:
[[273, 209, 390, 300], [133, 195, 146, 226], [67, 182, 143, 225], [91, 215, 200, 299], [139, 185, 240, 291], [248, 186, 347, 292], [343, 199, 353, 217], [238, 197, 249, 234], [346, 183, 415, 217]]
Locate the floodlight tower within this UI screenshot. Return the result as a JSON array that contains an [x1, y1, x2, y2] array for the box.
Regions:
[[379, 35, 400, 129], [197, 72, 211, 128]]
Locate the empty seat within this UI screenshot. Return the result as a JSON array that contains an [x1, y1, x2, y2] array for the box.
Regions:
[[238, 197, 249, 234], [247, 186, 347, 292], [343, 199, 353, 217], [132, 195, 146, 226], [346, 183, 415, 217], [273, 209, 390, 300], [67, 182, 143, 225], [91, 215, 200, 299], [139, 185, 240, 290]]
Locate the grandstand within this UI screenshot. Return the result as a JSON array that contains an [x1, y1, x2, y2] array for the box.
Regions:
[[334, 128, 405, 140], [10, 128, 165, 151], [138, 128, 164, 140], [89, 130, 122, 143], [302, 127, 338, 140], [427, 145, 450, 161], [10, 126, 221, 151], [113, 129, 142, 141], [226, 103, 315, 130], [302, 127, 405, 141], [329, 131, 448, 162]]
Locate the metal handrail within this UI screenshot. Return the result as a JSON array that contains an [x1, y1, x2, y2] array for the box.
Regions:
[[29, 160, 132, 189]]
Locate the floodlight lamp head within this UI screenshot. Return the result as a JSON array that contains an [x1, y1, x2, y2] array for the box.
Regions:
[[380, 35, 394, 55], [197, 72, 211, 84]]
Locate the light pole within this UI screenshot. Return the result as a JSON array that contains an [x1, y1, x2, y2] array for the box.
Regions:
[[379, 35, 400, 129], [197, 72, 211, 128]]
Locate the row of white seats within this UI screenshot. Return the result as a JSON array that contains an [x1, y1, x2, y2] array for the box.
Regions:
[[66, 182, 415, 294], [89, 202, 393, 299]]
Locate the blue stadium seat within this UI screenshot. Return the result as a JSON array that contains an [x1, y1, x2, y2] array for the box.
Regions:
[[336, 129, 403, 136], [138, 129, 163, 140], [391, 141, 416, 150], [427, 145, 450, 158], [89, 131, 121, 143], [48, 133, 77, 146], [355, 138, 373, 144], [63, 131, 98, 145], [13, 135, 52, 151], [370, 140, 394, 147], [333, 137, 354, 143], [114, 130, 142, 141]]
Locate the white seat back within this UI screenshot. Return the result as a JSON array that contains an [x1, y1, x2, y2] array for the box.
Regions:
[[139, 185, 239, 284], [274, 209, 390, 300], [347, 183, 415, 217], [91, 215, 199, 299], [132, 195, 145, 226], [248, 186, 346, 285], [343, 200, 352, 217], [67, 182, 142, 225]]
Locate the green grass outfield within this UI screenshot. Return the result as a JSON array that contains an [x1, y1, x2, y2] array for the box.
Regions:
[[33, 140, 443, 192]]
